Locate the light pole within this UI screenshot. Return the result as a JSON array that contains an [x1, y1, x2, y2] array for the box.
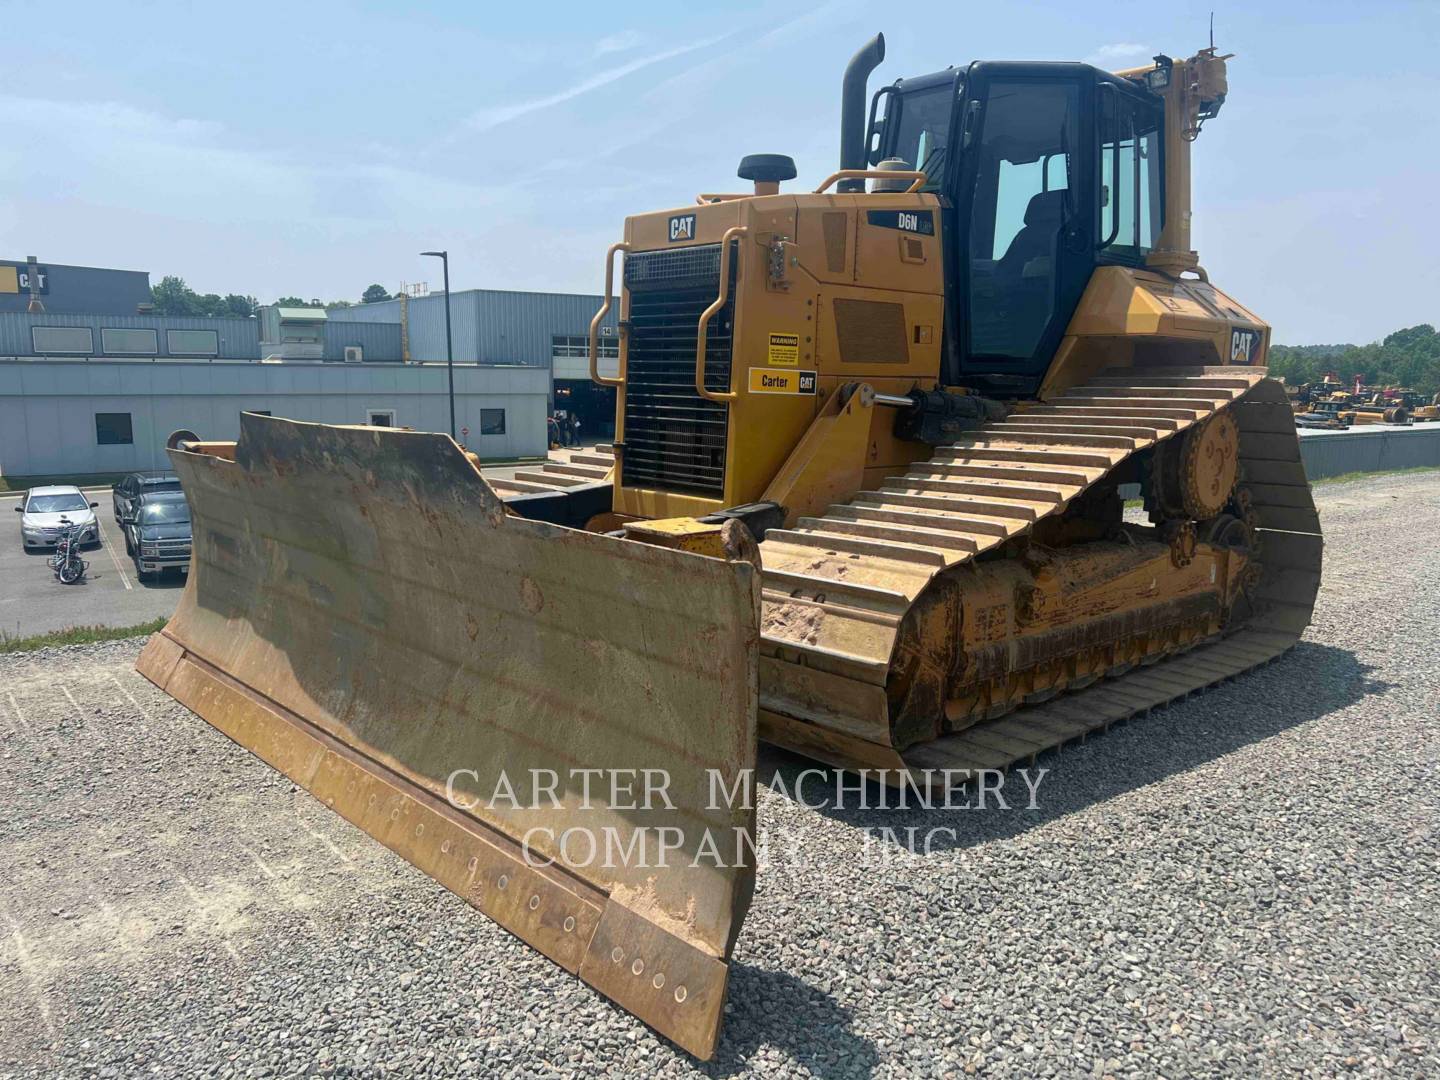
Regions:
[[420, 250, 455, 439]]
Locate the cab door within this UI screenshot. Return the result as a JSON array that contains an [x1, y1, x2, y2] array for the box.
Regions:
[[952, 64, 1095, 390]]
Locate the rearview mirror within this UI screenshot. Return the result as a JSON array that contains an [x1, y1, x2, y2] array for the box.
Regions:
[[89, 502, 99, 508], [13, 505, 21, 512]]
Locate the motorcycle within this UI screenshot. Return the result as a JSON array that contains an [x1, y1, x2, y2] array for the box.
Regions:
[[49, 518, 89, 584]]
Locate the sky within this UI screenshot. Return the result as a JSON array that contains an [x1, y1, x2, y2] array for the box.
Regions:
[[1, 0, 1436, 345]]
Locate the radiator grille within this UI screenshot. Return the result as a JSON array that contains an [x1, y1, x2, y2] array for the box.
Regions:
[[619, 244, 735, 497]]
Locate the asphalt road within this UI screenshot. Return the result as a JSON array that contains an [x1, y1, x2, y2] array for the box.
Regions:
[[0, 471, 1436, 1077]]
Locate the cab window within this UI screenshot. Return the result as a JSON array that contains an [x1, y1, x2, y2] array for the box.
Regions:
[[966, 79, 1081, 361], [883, 83, 957, 190], [1098, 86, 1163, 262]]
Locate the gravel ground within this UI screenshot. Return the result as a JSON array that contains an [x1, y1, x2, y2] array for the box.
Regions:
[[1, 470, 1437, 1078]]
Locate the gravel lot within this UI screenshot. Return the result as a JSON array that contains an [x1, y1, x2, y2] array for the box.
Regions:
[[2, 470, 1437, 1078]]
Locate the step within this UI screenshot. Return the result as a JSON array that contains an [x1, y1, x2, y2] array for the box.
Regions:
[[761, 529, 950, 567], [881, 476, 1063, 508], [1001, 416, 1171, 437], [830, 502, 1017, 538], [908, 461, 1092, 490], [796, 515, 982, 555], [934, 445, 1119, 470], [857, 488, 1041, 522], [1029, 403, 1200, 423], [1085, 375, 1258, 390], [1050, 396, 1219, 415], [762, 567, 914, 607], [1068, 384, 1240, 401], [970, 425, 1141, 450]]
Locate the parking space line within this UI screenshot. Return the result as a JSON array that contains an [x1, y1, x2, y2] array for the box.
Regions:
[[108, 673, 152, 734], [93, 515, 133, 591], [0, 906, 57, 1042], [166, 862, 241, 961], [60, 685, 83, 720], [294, 802, 355, 867], [5, 691, 34, 737]]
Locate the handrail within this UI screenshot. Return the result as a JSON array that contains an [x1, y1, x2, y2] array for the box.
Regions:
[[695, 193, 752, 204], [695, 226, 747, 404], [588, 242, 629, 388], [813, 169, 927, 194]]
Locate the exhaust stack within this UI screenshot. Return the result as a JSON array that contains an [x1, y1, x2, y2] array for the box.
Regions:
[[838, 33, 885, 193]]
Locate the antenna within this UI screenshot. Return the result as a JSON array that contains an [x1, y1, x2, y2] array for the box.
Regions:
[[1209, 11, 1215, 49]]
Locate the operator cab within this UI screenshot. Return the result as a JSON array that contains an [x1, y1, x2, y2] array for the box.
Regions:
[[870, 62, 1165, 394]]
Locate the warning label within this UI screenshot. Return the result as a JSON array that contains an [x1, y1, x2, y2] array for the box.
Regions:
[[748, 368, 817, 395], [767, 332, 800, 367]]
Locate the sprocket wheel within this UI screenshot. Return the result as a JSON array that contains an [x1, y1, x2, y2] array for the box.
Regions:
[[1179, 413, 1240, 519]]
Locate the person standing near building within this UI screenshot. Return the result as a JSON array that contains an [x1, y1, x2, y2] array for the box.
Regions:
[[571, 414, 582, 447]]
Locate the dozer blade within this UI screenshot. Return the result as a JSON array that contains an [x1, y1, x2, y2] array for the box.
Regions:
[[137, 414, 759, 1060]]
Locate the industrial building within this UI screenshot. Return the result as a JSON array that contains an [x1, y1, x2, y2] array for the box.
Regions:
[[335, 289, 621, 438], [0, 257, 152, 315], [0, 280, 622, 478], [0, 358, 548, 477]]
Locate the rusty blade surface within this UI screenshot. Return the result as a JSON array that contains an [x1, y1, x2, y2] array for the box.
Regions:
[[136, 413, 759, 1059]]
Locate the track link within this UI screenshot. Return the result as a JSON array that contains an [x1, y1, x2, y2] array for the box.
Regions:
[[756, 368, 1322, 781]]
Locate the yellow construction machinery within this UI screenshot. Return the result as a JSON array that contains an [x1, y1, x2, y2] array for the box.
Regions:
[[139, 35, 1320, 1059]]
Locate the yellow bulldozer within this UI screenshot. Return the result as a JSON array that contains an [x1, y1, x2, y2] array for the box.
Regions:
[[138, 34, 1320, 1059]]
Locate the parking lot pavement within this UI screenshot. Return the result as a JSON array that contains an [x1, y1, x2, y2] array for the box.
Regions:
[[0, 491, 183, 638]]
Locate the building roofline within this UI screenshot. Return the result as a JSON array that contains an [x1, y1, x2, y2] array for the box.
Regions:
[[328, 285, 607, 310], [2, 258, 149, 275]]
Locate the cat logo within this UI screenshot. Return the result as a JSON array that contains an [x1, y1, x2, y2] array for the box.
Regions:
[[1230, 328, 1257, 365], [668, 214, 696, 243]]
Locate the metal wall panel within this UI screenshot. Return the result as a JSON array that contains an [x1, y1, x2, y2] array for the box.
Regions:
[[0, 311, 260, 359], [1298, 426, 1440, 479], [322, 320, 403, 361], [0, 359, 549, 476], [330, 289, 619, 365]]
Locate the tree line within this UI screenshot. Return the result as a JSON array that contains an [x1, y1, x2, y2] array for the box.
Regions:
[[149, 278, 398, 317], [1267, 324, 1440, 395]]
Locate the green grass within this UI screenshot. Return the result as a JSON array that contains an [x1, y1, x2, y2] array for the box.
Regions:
[[0, 617, 168, 654], [0, 473, 127, 494], [1312, 464, 1440, 486]]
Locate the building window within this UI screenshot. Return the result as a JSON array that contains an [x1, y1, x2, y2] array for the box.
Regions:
[[32, 326, 94, 354], [367, 410, 395, 427], [95, 413, 134, 445], [552, 334, 618, 360], [480, 408, 506, 435], [100, 328, 159, 354], [166, 329, 220, 356]]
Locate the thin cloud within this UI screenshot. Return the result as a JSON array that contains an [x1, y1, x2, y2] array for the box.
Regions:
[[593, 30, 642, 58], [463, 34, 729, 133], [1084, 42, 1153, 68]]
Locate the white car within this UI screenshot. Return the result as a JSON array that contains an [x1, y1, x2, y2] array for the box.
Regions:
[[16, 486, 100, 550]]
